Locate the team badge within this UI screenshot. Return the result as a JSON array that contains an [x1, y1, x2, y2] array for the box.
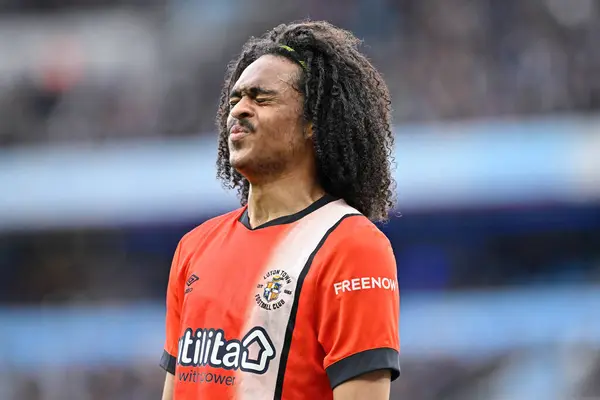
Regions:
[[255, 270, 293, 311], [263, 276, 283, 302]]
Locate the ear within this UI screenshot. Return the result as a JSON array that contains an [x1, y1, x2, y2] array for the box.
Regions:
[[304, 121, 314, 139]]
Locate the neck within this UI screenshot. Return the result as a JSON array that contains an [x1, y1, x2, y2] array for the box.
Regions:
[[246, 170, 325, 228]]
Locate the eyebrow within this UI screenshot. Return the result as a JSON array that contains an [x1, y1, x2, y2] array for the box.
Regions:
[[229, 86, 278, 99]]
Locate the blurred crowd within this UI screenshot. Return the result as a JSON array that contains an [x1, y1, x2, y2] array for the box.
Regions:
[[2, 206, 599, 305], [3, 350, 600, 400], [0, 357, 515, 400], [1, 0, 600, 147], [2, 1, 600, 399], [1, 0, 599, 325]]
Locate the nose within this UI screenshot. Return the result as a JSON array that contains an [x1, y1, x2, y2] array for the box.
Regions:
[[230, 97, 255, 120]]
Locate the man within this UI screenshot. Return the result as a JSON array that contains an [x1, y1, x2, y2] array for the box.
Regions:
[[160, 20, 399, 400]]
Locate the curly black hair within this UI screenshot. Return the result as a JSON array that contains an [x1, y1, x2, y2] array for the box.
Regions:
[[216, 20, 396, 221]]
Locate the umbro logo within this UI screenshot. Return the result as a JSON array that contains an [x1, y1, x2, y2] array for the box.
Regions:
[[185, 274, 199, 294], [186, 274, 199, 287]]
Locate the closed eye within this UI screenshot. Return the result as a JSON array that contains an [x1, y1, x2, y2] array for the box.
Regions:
[[229, 97, 269, 107], [229, 87, 278, 105]]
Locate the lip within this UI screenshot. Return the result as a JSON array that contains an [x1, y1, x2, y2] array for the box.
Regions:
[[229, 125, 249, 141]]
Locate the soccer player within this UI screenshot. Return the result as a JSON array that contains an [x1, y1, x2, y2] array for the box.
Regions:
[[160, 20, 400, 400]]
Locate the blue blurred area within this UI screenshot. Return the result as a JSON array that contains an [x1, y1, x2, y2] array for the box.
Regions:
[[1, 121, 599, 400], [2, 118, 598, 230], [3, 286, 600, 366], [3, 116, 599, 300]]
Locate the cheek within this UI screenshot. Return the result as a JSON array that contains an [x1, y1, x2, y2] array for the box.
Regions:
[[253, 107, 305, 148], [226, 114, 234, 128], [263, 110, 301, 138]]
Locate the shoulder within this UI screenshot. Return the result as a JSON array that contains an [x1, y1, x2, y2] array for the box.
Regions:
[[325, 214, 393, 256], [179, 207, 245, 250], [311, 215, 396, 281]]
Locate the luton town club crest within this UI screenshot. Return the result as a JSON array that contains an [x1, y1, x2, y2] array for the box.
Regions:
[[255, 270, 293, 311], [264, 276, 283, 302]]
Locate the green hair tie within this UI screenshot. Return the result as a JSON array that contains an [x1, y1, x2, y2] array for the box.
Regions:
[[279, 45, 307, 70]]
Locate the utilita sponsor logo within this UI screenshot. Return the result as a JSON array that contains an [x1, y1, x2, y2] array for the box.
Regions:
[[177, 327, 276, 374]]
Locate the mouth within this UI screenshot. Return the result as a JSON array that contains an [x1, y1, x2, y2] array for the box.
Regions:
[[229, 125, 250, 142]]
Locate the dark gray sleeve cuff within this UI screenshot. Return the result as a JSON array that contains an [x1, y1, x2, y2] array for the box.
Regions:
[[160, 349, 177, 374], [326, 347, 400, 389]]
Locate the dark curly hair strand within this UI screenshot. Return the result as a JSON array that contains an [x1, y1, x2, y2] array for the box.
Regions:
[[215, 20, 396, 221]]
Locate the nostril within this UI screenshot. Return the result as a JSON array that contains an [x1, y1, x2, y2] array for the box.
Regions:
[[238, 111, 251, 119]]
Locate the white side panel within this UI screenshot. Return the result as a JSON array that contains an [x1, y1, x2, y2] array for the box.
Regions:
[[236, 200, 359, 399]]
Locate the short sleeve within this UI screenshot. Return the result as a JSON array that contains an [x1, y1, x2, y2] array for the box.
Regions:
[[159, 241, 184, 374], [316, 222, 400, 389]]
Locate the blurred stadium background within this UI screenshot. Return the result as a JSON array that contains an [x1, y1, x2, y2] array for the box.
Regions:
[[1, 0, 600, 399]]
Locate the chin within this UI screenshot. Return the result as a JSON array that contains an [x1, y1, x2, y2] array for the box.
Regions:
[[229, 152, 251, 172]]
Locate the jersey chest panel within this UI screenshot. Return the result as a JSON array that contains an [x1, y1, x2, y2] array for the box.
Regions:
[[180, 227, 283, 338], [173, 202, 357, 399]]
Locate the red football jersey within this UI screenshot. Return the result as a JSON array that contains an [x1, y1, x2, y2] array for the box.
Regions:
[[160, 195, 400, 399]]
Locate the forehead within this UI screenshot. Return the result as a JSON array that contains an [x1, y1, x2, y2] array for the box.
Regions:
[[232, 54, 300, 93]]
